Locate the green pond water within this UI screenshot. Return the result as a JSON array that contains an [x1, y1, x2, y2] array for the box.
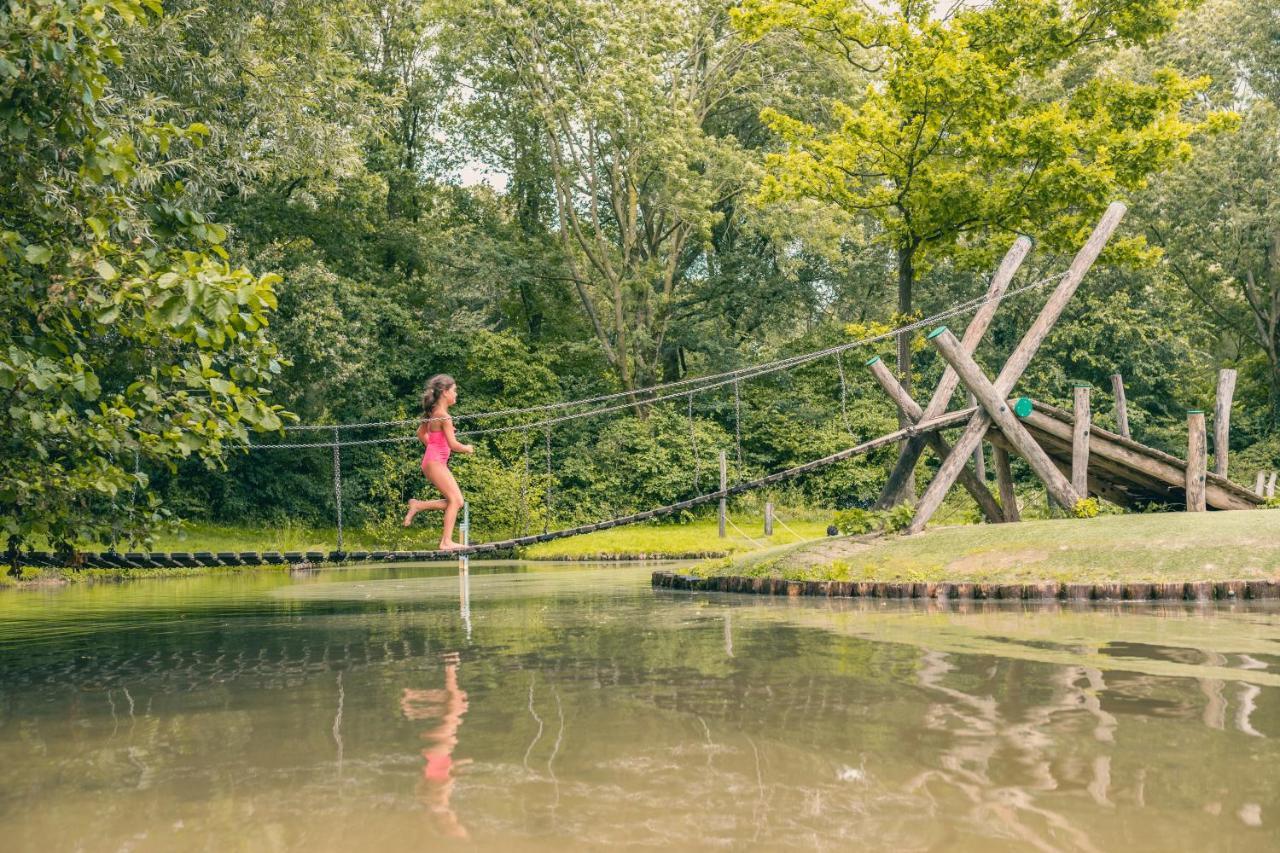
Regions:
[[1, 561, 1278, 851]]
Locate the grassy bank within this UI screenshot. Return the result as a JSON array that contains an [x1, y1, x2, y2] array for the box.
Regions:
[[697, 510, 1280, 585], [520, 515, 828, 559]]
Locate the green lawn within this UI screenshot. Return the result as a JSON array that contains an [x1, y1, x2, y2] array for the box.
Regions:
[[698, 510, 1280, 584]]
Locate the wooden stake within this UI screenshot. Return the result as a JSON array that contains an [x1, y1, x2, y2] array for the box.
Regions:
[[1110, 373, 1130, 439], [875, 236, 1032, 508], [1214, 368, 1237, 477], [969, 392, 987, 481], [764, 501, 774, 537], [1256, 471, 1267, 496], [1268, 472, 1277, 499], [1072, 384, 1092, 498], [992, 446, 1020, 522], [867, 357, 1004, 523], [908, 202, 1126, 533], [1186, 411, 1207, 512], [718, 451, 727, 538], [929, 328, 1081, 510]]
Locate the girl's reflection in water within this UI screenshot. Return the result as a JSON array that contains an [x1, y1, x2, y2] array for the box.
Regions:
[[401, 651, 471, 839]]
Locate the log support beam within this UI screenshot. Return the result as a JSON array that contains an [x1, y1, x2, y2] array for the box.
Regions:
[[1187, 410, 1207, 512], [1073, 384, 1092, 498]]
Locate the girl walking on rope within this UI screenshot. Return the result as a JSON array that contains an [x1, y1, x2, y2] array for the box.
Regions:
[[404, 374, 474, 549]]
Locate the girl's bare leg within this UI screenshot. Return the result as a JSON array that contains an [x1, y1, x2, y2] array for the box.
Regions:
[[424, 462, 465, 549], [404, 498, 447, 527]]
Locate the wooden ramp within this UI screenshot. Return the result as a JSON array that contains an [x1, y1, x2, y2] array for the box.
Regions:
[[1010, 400, 1261, 511]]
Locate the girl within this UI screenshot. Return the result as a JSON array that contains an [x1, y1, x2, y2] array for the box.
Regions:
[[403, 374, 474, 550]]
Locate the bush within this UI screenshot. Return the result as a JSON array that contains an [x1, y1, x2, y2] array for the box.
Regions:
[[833, 508, 877, 535]]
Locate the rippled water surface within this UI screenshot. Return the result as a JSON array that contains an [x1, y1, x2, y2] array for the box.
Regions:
[[1, 562, 1278, 851]]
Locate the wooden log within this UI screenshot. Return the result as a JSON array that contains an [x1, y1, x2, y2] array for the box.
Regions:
[[1269, 472, 1277, 499], [929, 328, 1081, 510], [718, 450, 727, 538], [1186, 411, 1207, 512], [1072, 384, 1091, 498], [764, 501, 774, 537], [876, 236, 1032, 508], [1255, 471, 1266, 496], [1110, 373, 1130, 439], [1015, 401, 1261, 510], [908, 203, 1127, 533], [992, 445, 1020, 522], [1214, 368, 1237, 477], [969, 392, 988, 480], [866, 356, 1004, 523]]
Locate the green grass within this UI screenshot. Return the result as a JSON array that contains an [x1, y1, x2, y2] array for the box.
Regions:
[[698, 510, 1280, 584], [519, 515, 829, 560]]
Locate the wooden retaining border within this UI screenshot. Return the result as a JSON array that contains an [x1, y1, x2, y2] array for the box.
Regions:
[[651, 571, 1280, 601]]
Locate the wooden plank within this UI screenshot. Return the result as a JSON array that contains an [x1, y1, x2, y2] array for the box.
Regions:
[[1016, 403, 1258, 511], [929, 328, 1081, 509], [867, 356, 1004, 523], [992, 445, 1020, 521], [875, 236, 1031, 508], [1072, 384, 1092, 497], [909, 203, 1127, 533], [1187, 411, 1207, 512], [1214, 368, 1237, 477], [1111, 373, 1130, 439]]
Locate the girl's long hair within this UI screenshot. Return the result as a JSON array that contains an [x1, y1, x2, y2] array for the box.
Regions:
[[420, 374, 456, 422]]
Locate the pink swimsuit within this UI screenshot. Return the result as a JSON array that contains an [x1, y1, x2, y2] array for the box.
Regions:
[[422, 428, 451, 468]]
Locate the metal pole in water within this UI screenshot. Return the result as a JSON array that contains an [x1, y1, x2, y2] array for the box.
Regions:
[[332, 427, 344, 553]]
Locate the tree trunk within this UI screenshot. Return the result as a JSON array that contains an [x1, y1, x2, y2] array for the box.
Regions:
[[892, 242, 917, 504]]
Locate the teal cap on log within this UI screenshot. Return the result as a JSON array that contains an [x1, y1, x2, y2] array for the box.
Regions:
[[1072, 382, 1092, 388], [1013, 397, 1034, 418], [866, 355, 881, 366], [926, 326, 948, 340], [1187, 409, 1204, 415]]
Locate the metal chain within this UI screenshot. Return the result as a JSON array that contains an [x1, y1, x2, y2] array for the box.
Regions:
[[732, 378, 743, 474], [276, 271, 1069, 435], [332, 428, 343, 552], [835, 351, 855, 437], [688, 392, 701, 492]]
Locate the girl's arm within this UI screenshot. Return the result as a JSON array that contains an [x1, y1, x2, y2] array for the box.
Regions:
[[417, 421, 431, 448], [443, 417, 474, 454]]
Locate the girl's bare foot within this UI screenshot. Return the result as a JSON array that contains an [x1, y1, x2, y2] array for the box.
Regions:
[[404, 499, 426, 527], [438, 541, 465, 551]]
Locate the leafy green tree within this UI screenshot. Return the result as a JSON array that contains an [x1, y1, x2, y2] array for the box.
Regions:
[[733, 0, 1219, 408], [0, 0, 287, 561]]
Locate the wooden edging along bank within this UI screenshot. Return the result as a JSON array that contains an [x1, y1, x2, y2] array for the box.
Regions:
[[651, 571, 1280, 601]]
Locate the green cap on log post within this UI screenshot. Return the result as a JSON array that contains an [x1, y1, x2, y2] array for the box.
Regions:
[[865, 355, 880, 366], [1187, 409, 1204, 415], [1072, 382, 1092, 388], [927, 326, 949, 340], [1013, 397, 1034, 418]]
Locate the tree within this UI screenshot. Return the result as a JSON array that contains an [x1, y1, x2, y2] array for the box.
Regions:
[[734, 0, 1221, 496], [0, 0, 287, 562]]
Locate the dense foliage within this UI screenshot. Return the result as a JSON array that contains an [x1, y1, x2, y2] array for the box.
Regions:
[[4, 0, 1280, 552]]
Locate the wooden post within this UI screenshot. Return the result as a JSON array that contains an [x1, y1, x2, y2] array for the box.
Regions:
[[867, 357, 1004, 523], [1268, 472, 1277, 499], [718, 451, 727, 538], [929, 328, 1082, 510], [968, 392, 987, 481], [764, 501, 774, 537], [1186, 411, 1207, 512], [1214, 368, 1237, 477], [992, 446, 1020, 522], [1256, 471, 1267, 496], [1072, 384, 1091, 498], [1110, 373, 1130, 439], [875, 236, 1032, 508], [908, 202, 1126, 534]]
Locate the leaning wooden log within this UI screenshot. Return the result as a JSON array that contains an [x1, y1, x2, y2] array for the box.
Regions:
[[866, 356, 1004, 523], [1186, 410, 1207, 512], [992, 446, 1020, 522], [909, 202, 1127, 533], [929, 327, 1082, 510], [1214, 368, 1237, 477], [1110, 373, 1130, 439], [876, 237, 1032, 508], [1014, 400, 1261, 510], [1073, 384, 1092, 498]]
